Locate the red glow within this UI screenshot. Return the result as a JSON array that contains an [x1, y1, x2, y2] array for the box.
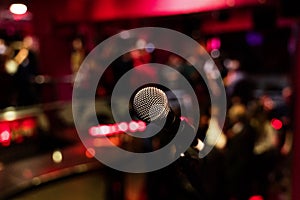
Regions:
[[118, 122, 129, 132], [15, 135, 24, 143], [0, 122, 10, 132], [271, 118, 283, 130], [180, 116, 190, 122], [129, 121, 139, 132], [0, 122, 11, 146], [22, 118, 36, 130], [249, 195, 264, 200], [89, 120, 147, 136], [57, 0, 260, 22], [0, 131, 10, 141], [207, 37, 221, 51], [100, 125, 111, 135], [137, 121, 147, 132], [10, 121, 19, 129], [85, 148, 96, 158], [0, 130, 11, 146], [0, 117, 37, 146], [110, 124, 118, 133], [89, 127, 98, 136]]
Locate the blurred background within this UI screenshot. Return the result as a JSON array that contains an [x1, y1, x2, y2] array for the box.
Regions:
[[0, 0, 299, 199]]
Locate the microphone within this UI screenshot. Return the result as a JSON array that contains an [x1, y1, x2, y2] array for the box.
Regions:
[[131, 86, 207, 199], [131, 86, 204, 153]]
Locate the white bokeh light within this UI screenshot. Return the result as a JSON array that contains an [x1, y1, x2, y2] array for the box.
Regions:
[[9, 3, 27, 15]]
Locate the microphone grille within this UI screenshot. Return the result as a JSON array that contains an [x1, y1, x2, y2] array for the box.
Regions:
[[132, 87, 170, 122]]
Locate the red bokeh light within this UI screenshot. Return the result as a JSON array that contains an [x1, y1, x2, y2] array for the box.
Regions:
[[137, 121, 147, 132], [118, 122, 129, 132], [271, 118, 283, 130], [89, 120, 147, 136], [0, 117, 37, 146], [249, 195, 264, 200], [129, 121, 139, 132], [207, 37, 221, 51], [0, 130, 11, 146], [22, 118, 36, 130]]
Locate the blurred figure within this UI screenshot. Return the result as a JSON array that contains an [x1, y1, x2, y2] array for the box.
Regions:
[[71, 36, 85, 74], [14, 36, 39, 106], [224, 97, 257, 199], [223, 59, 252, 102], [0, 36, 39, 107]]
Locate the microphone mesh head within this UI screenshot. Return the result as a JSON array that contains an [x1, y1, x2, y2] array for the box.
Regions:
[[132, 87, 170, 122]]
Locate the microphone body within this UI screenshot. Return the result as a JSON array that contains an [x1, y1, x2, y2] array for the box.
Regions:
[[131, 86, 208, 199]]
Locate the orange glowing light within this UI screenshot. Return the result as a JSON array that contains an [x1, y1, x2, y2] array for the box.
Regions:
[[85, 148, 95, 158]]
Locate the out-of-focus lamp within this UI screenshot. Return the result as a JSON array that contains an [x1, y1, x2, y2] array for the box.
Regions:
[[9, 3, 27, 15]]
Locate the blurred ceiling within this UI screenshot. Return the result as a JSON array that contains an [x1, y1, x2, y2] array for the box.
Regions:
[[1, 0, 295, 24], [57, 0, 265, 22], [27, 0, 270, 23]]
